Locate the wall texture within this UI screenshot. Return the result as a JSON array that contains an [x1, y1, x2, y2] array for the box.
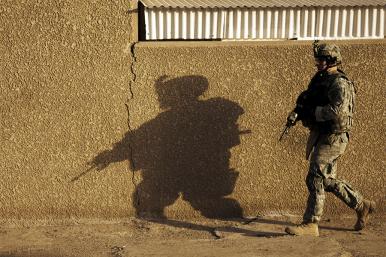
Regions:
[[0, 0, 135, 219], [128, 40, 385, 219], [0, 0, 385, 221]]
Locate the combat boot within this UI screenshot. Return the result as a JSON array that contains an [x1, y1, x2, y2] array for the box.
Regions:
[[285, 223, 319, 236], [354, 199, 375, 231]]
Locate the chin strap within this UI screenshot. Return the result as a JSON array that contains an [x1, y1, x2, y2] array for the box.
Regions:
[[313, 40, 320, 57]]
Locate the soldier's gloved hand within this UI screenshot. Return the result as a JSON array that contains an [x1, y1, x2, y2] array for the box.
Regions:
[[287, 111, 298, 126]]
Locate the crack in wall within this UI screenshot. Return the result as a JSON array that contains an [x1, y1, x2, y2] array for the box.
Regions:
[[127, 43, 140, 207], [129, 42, 137, 100], [127, 1, 140, 208]]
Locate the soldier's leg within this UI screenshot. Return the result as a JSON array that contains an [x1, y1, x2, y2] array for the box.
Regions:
[[319, 138, 363, 209], [317, 133, 375, 230], [287, 134, 346, 236], [323, 160, 375, 230], [302, 163, 326, 223], [285, 163, 322, 236], [323, 164, 363, 210], [303, 133, 348, 221]]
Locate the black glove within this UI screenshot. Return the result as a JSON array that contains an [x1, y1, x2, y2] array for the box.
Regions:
[[287, 111, 298, 126]]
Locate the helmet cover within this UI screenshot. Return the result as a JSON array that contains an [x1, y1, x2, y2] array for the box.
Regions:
[[313, 41, 342, 65]]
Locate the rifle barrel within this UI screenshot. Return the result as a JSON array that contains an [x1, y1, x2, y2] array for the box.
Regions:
[[279, 126, 289, 141]]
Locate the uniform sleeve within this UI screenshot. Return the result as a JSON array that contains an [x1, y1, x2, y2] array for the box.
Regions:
[[314, 78, 347, 122]]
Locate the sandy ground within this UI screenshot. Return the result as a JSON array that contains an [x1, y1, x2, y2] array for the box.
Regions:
[[0, 214, 385, 257]]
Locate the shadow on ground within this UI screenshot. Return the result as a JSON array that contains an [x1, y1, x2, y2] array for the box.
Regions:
[[145, 218, 287, 238]]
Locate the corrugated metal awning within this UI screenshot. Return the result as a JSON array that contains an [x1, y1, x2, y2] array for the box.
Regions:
[[140, 0, 386, 8]]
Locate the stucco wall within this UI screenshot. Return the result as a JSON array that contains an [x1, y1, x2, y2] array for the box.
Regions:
[[0, 0, 135, 219], [0, 0, 385, 221], [128, 40, 385, 219]]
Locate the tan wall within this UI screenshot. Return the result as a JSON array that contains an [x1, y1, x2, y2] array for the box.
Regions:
[[0, 1, 385, 221], [129, 40, 385, 219], [0, 0, 135, 219]]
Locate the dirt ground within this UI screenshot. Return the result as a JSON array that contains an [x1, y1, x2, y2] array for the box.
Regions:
[[0, 214, 384, 257]]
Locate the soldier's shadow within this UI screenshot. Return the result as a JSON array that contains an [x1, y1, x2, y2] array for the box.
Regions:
[[89, 75, 250, 219]]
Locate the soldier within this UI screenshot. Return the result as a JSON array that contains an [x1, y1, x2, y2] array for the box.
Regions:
[[284, 42, 375, 236]]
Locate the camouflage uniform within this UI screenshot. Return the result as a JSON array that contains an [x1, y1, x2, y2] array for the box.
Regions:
[[300, 69, 363, 223]]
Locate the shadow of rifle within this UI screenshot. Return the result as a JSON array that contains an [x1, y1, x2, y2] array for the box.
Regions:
[[70, 162, 108, 182], [70, 166, 97, 182]]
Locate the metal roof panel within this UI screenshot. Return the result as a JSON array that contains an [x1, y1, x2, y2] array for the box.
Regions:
[[140, 0, 386, 8]]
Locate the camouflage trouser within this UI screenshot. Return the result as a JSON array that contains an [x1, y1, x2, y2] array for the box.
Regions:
[[303, 132, 363, 223]]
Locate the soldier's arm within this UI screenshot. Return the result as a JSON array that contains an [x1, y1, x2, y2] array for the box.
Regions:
[[314, 78, 347, 122]]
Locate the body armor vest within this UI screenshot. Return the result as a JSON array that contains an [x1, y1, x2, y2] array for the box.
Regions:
[[298, 69, 355, 134]]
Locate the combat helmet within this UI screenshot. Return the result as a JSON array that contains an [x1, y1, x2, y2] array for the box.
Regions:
[[313, 41, 342, 66]]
